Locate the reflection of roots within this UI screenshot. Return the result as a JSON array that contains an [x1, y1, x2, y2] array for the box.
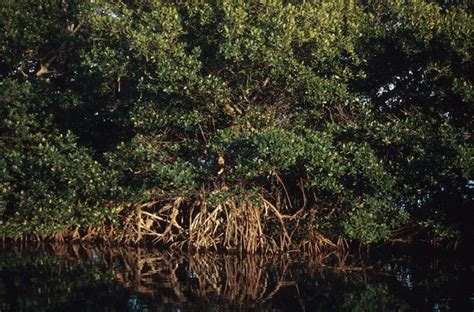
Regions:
[[106, 248, 298, 303], [106, 249, 352, 305], [1, 242, 370, 306], [189, 254, 296, 303], [55, 195, 343, 256], [1, 243, 310, 304]]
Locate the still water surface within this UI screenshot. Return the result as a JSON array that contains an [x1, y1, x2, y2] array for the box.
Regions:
[[0, 243, 472, 311]]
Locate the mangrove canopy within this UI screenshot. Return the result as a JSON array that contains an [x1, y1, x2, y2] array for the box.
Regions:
[[0, 0, 472, 253]]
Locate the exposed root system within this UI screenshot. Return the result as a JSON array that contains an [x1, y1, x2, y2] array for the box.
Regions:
[[3, 194, 345, 256]]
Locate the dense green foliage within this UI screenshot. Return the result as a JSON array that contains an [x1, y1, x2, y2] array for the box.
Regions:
[[0, 1, 472, 246]]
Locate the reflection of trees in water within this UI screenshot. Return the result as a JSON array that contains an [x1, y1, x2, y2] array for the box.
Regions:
[[1, 242, 471, 311], [108, 248, 303, 304], [1, 242, 354, 306], [0, 247, 129, 311]]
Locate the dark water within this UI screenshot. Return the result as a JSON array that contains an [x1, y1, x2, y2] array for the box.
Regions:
[[0, 244, 472, 311]]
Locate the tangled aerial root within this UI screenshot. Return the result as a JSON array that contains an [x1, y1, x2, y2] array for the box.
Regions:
[[5, 193, 345, 256]]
